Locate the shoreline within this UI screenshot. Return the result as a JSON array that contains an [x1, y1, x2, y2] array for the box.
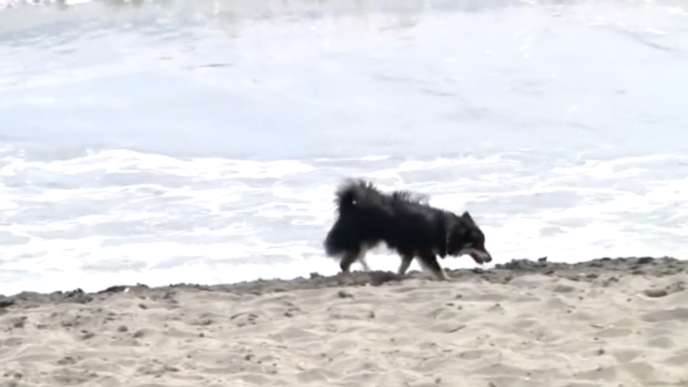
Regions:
[[1, 255, 683, 308]]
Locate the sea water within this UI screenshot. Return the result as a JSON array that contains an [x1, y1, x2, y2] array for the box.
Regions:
[[1, 0, 687, 295]]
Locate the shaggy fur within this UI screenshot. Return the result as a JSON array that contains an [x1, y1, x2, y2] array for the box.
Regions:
[[323, 178, 492, 280]]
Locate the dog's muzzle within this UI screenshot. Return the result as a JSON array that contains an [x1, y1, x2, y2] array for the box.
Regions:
[[460, 248, 492, 264]]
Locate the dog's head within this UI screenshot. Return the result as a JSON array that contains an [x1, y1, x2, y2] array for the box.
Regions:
[[446, 211, 492, 264]]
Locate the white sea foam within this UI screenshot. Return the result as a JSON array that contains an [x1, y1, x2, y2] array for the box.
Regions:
[[1, 146, 687, 295]]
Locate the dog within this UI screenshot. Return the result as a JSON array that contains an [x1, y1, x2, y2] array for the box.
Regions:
[[323, 178, 492, 280]]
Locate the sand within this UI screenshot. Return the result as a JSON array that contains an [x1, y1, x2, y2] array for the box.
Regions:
[[1, 256, 688, 387]]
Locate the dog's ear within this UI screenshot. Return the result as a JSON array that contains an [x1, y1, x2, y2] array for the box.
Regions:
[[461, 211, 474, 223]]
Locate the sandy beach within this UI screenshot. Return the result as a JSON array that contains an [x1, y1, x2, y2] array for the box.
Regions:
[[1, 256, 688, 387]]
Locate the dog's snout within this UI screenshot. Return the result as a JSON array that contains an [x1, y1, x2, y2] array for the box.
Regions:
[[470, 249, 492, 264]]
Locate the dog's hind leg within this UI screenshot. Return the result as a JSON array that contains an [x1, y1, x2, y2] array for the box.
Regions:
[[339, 252, 359, 273], [339, 246, 368, 273], [397, 253, 414, 275], [358, 255, 371, 271], [418, 252, 450, 281]]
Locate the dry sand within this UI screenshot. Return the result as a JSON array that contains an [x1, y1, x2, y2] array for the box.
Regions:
[[2, 256, 688, 387]]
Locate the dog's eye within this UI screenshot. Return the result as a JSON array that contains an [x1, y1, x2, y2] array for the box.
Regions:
[[463, 243, 473, 249]]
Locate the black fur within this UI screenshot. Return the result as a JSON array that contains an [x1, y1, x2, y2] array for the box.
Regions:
[[324, 178, 492, 280]]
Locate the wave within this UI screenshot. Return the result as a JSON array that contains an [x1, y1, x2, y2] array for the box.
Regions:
[[2, 0, 683, 16]]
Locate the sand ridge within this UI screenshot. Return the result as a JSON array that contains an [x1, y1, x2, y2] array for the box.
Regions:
[[1, 256, 688, 387]]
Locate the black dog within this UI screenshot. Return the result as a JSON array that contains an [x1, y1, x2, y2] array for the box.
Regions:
[[323, 178, 492, 280]]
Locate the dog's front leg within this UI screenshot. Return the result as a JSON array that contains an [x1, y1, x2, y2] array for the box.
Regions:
[[418, 252, 450, 281]]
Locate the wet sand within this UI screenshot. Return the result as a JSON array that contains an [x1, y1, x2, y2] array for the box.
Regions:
[[1, 256, 687, 387]]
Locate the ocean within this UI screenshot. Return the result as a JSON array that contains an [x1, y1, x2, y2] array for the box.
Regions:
[[1, 0, 687, 295]]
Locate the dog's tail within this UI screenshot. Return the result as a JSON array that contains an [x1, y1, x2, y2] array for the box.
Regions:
[[333, 178, 372, 215], [324, 179, 375, 258]]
